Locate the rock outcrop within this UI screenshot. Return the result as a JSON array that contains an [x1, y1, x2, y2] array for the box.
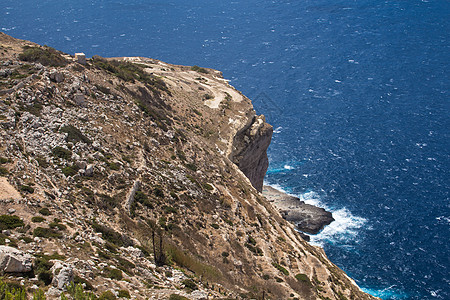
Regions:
[[230, 115, 273, 192], [263, 185, 334, 234], [0, 246, 33, 274]]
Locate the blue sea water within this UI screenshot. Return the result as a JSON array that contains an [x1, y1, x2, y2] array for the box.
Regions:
[[2, 0, 449, 299]]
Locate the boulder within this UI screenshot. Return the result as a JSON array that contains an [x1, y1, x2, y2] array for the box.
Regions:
[[0, 246, 33, 274], [51, 261, 74, 290], [49, 70, 64, 83], [85, 164, 94, 177]]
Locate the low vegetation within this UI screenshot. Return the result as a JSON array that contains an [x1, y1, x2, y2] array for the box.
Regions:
[[191, 65, 208, 74], [19, 46, 68, 67], [0, 215, 25, 230]]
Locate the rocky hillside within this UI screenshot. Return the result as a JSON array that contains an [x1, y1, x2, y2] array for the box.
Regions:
[[0, 32, 377, 300]]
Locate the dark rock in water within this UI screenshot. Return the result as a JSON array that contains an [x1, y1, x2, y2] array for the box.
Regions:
[[263, 185, 334, 234], [298, 232, 311, 242]]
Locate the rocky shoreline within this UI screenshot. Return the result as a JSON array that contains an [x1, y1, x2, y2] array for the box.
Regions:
[[262, 185, 334, 238]]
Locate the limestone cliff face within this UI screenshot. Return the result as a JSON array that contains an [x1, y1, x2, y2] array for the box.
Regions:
[[229, 115, 273, 192]]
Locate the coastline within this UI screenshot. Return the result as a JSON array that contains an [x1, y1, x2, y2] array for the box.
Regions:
[[262, 184, 334, 237]]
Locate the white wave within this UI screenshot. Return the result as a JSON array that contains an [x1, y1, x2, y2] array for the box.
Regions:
[[284, 165, 294, 170], [273, 126, 282, 133], [436, 216, 450, 224], [263, 183, 367, 247], [309, 207, 367, 247]]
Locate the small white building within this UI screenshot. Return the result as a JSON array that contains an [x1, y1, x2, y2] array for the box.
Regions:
[[75, 53, 86, 65]]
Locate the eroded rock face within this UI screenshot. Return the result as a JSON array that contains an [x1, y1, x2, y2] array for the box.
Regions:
[[0, 246, 33, 273], [230, 115, 273, 192]]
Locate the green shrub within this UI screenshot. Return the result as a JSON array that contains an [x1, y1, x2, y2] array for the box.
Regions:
[[185, 163, 197, 171], [202, 183, 213, 191], [73, 275, 94, 291], [135, 191, 153, 209], [272, 262, 289, 276], [245, 242, 263, 256], [0, 215, 25, 230], [52, 146, 72, 160], [163, 205, 177, 214], [19, 46, 68, 67], [181, 279, 198, 291], [295, 273, 310, 283], [169, 295, 189, 300], [0, 279, 27, 299], [0, 166, 8, 175], [117, 289, 130, 298], [49, 222, 67, 231], [91, 56, 169, 93], [191, 65, 208, 74], [62, 165, 79, 176], [60, 125, 91, 144], [99, 290, 117, 300], [63, 282, 96, 299], [0, 157, 8, 164], [32, 216, 45, 223], [38, 270, 53, 285], [39, 208, 52, 216], [153, 187, 164, 198], [210, 223, 219, 229], [20, 184, 35, 194], [107, 162, 120, 171], [20, 236, 33, 243], [33, 227, 62, 238], [107, 268, 123, 280]]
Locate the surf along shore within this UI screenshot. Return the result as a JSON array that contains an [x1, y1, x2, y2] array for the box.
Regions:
[[262, 185, 334, 240]]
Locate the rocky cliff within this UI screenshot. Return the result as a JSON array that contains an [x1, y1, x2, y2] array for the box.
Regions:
[[0, 32, 377, 300], [229, 115, 273, 192]]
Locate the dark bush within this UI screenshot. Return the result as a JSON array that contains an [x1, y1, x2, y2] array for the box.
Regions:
[[0, 167, 8, 175], [62, 165, 79, 177], [31, 216, 45, 223], [117, 290, 130, 298], [99, 290, 117, 300], [49, 222, 67, 231], [39, 207, 52, 216], [295, 273, 311, 284], [52, 146, 72, 160], [185, 163, 197, 172], [73, 275, 94, 290], [272, 262, 289, 276], [191, 65, 208, 74], [19, 46, 68, 67], [60, 125, 91, 144], [181, 279, 198, 291], [20, 184, 34, 194], [169, 295, 189, 300], [153, 187, 164, 198], [107, 268, 123, 280], [33, 227, 62, 238], [0, 215, 25, 230], [38, 270, 53, 285]]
